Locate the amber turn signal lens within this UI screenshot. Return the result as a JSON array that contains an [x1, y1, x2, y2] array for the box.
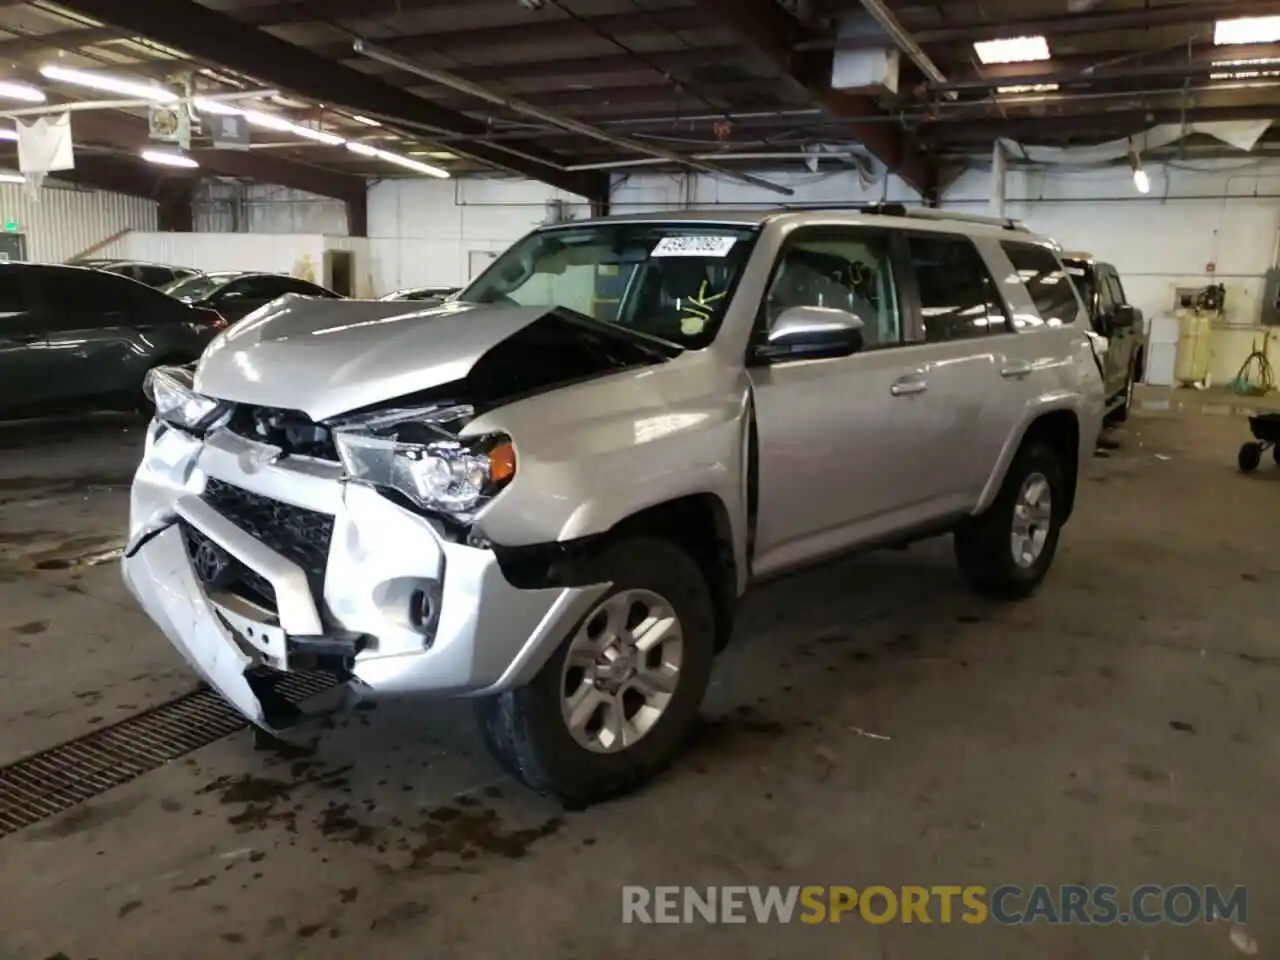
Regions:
[[489, 440, 516, 487]]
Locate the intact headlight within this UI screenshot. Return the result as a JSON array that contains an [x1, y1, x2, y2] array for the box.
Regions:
[[332, 405, 516, 517], [143, 366, 227, 432]]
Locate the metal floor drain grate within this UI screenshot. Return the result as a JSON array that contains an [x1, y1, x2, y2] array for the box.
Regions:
[[0, 672, 337, 839]]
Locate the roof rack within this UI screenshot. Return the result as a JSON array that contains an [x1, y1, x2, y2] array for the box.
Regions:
[[775, 202, 1031, 233]]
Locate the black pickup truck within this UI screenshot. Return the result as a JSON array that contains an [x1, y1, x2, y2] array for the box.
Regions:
[[1062, 253, 1148, 423]]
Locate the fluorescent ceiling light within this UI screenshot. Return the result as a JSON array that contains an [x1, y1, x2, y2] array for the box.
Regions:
[[346, 141, 449, 178], [973, 35, 1051, 64], [0, 172, 26, 184], [193, 97, 346, 145], [0, 128, 17, 142], [350, 114, 381, 127], [1214, 16, 1280, 45], [39, 63, 178, 102], [996, 82, 1060, 95], [0, 81, 45, 103], [141, 149, 198, 168], [1133, 168, 1150, 194], [1210, 57, 1280, 80]]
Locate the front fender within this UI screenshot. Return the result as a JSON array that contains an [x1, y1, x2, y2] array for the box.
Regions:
[[466, 355, 753, 588]]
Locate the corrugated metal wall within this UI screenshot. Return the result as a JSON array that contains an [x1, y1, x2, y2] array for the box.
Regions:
[[193, 181, 348, 234], [0, 182, 157, 262]]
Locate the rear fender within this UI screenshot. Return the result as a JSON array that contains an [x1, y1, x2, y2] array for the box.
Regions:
[[975, 395, 1092, 517]]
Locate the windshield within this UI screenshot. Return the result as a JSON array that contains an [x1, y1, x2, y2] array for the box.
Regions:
[[163, 273, 229, 302], [459, 222, 759, 347]]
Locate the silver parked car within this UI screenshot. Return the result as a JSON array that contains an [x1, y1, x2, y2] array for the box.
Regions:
[[123, 205, 1105, 804]]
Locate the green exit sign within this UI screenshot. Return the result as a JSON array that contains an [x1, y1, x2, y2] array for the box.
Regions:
[[3, 221, 18, 233]]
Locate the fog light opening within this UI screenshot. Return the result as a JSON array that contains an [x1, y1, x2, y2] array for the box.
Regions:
[[408, 586, 438, 639]]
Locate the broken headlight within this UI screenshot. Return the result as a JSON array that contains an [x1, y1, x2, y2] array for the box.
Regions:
[[332, 405, 516, 517], [143, 366, 227, 433]]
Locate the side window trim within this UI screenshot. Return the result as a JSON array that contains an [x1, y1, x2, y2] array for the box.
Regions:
[[750, 223, 910, 360]]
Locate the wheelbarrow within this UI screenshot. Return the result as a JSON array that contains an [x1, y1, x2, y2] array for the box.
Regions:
[[1238, 412, 1280, 472]]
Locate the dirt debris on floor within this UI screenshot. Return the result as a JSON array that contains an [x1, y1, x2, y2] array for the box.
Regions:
[[0, 392, 1277, 959]]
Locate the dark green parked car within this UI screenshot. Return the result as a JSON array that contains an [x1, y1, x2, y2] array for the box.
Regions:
[[0, 262, 226, 419]]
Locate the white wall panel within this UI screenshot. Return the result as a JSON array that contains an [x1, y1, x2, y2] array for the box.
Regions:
[[0, 182, 156, 262], [367, 161, 1280, 380], [103, 232, 326, 277], [367, 177, 590, 293]]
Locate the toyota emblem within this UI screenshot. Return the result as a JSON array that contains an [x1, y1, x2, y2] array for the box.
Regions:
[[193, 539, 231, 586]]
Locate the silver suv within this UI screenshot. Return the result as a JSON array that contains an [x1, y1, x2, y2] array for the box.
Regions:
[[123, 205, 1105, 804]]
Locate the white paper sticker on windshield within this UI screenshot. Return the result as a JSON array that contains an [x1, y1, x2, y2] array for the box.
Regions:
[[652, 235, 738, 258]]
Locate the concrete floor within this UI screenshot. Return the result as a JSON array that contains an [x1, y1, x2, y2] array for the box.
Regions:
[[0, 389, 1277, 959]]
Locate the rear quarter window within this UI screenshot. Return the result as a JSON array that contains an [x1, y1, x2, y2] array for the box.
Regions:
[[1002, 242, 1081, 327]]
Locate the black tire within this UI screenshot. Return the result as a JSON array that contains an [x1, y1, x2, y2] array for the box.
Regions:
[[1238, 442, 1263, 473], [474, 537, 716, 807], [954, 440, 1065, 600], [1272, 444, 1280, 467], [1105, 363, 1135, 425]]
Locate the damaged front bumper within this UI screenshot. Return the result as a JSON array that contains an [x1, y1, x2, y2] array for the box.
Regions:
[[122, 420, 609, 732]]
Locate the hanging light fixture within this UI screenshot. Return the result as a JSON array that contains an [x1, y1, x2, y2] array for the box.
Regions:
[[1129, 141, 1150, 194]]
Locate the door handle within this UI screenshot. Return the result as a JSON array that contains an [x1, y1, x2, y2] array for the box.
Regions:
[[890, 376, 928, 397], [1001, 360, 1033, 379]]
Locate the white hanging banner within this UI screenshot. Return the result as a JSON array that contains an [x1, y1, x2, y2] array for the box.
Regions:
[[999, 119, 1275, 165], [17, 112, 75, 174]]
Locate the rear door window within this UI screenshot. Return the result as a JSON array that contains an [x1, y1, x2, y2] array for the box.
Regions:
[[236, 276, 292, 299], [281, 278, 337, 298], [39, 269, 127, 319], [0, 268, 31, 315], [136, 265, 175, 287], [1001, 241, 1081, 326], [905, 234, 1009, 342]]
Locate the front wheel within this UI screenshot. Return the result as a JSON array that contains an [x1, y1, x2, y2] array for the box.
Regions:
[[955, 440, 1065, 599], [474, 537, 716, 806]]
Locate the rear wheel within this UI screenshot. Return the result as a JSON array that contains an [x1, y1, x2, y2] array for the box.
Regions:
[[474, 537, 716, 806], [1239, 442, 1263, 473], [955, 440, 1065, 599]]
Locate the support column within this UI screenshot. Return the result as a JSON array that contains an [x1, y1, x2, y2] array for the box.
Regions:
[[346, 192, 368, 238], [990, 141, 1007, 218]]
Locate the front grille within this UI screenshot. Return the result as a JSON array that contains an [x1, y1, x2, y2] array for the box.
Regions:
[[200, 479, 335, 599], [225, 404, 338, 461]]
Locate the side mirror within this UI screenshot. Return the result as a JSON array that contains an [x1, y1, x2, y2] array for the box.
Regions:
[[755, 306, 865, 363], [1112, 304, 1137, 328]]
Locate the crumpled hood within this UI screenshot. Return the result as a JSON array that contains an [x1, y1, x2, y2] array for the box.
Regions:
[[194, 298, 550, 421]]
